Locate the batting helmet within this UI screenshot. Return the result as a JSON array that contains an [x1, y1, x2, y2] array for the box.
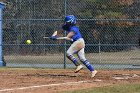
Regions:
[[65, 15, 76, 24]]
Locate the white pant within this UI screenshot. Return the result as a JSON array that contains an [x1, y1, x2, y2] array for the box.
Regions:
[[66, 38, 86, 62]]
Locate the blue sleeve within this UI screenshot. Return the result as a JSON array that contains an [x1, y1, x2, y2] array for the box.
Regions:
[[70, 27, 77, 33]]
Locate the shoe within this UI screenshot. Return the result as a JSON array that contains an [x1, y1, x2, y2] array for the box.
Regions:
[[91, 70, 97, 78], [74, 64, 84, 73]]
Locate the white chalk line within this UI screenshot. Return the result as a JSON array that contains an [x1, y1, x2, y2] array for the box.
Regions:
[[0, 80, 89, 92]]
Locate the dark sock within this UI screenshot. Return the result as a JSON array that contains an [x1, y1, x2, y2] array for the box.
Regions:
[[67, 55, 80, 66], [82, 60, 94, 71]]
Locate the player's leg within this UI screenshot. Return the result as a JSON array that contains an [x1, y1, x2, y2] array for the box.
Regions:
[[66, 40, 84, 72], [66, 48, 83, 73], [77, 48, 94, 71], [66, 51, 80, 66], [77, 48, 97, 77], [66, 42, 80, 65]]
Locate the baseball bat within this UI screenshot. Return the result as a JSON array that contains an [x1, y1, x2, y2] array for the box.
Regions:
[[43, 36, 73, 41]]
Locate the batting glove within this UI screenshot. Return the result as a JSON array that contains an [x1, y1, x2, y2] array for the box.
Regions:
[[50, 36, 58, 40]]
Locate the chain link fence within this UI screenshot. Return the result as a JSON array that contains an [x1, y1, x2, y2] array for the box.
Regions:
[[2, 0, 140, 69]]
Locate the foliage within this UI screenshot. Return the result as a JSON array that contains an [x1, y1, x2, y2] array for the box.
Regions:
[[1, 0, 139, 53]]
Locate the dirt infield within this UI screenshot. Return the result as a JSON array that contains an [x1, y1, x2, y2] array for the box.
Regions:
[[0, 68, 140, 93]]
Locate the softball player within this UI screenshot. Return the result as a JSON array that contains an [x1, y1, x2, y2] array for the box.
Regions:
[[51, 15, 97, 77]]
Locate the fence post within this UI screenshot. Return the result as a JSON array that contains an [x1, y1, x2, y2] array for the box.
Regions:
[[0, 2, 5, 66], [63, 0, 67, 69]]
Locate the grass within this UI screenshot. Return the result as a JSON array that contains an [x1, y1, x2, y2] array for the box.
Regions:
[[61, 83, 140, 93]]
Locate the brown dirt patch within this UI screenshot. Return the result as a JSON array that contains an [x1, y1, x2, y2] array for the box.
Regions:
[[0, 68, 140, 93]]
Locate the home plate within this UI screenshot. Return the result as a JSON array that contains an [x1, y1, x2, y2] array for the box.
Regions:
[[132, 74, 139, 78], [112, 74, 139, 80], [93, 79, 102, 82], [112, 76, 131, 80]]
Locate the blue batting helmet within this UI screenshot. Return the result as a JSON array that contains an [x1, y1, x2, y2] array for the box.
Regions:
[[65, 15, 76, 24]]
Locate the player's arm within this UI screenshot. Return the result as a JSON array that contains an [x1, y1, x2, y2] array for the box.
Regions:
[[51, 30, 74, 41], [65, 31, 74, 41], [51, 31, 74, 41]]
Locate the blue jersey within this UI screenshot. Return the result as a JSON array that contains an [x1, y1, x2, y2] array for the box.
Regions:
[[62, 24, 82, 42]]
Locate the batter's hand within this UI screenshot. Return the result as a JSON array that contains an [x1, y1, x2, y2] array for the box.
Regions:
[[50, 36, 58, 40]]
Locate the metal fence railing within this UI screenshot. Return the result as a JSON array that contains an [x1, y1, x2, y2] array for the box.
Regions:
[[1, 0, 140, 69]]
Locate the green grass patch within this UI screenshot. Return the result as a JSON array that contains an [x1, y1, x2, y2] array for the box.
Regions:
[[61, 83, 140, 93]]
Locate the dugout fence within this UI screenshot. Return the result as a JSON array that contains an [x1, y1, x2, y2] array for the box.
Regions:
[[1, 0, 140, 69]]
